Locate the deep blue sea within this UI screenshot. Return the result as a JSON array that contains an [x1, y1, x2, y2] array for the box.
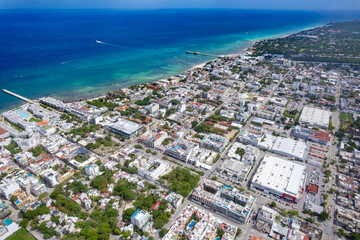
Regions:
[[0, 9, 359, 111]]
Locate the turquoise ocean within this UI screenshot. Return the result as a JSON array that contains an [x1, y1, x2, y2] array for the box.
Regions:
[[0, 9, 359, 111]]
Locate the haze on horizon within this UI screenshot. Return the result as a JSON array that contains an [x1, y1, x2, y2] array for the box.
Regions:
[[1, 0, 360, 10]]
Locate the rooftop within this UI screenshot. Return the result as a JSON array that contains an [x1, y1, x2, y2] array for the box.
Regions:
[[252, 154, 306, 198]]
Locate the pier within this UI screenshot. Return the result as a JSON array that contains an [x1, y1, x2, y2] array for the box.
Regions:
[[186, 51, 222, 58], [2, 89, 34, 103]]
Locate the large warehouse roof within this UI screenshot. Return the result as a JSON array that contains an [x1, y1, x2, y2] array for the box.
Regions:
[[252, 154, 306, 198], [271, 137, 308, 160], [299, 106, 331, 128]]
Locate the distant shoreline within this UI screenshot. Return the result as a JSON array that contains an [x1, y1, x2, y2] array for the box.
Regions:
[[0, 22, 328, 113]]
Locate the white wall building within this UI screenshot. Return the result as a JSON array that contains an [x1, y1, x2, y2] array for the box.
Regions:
[[251, 154, 306, 203], [131, 210, 150, 229], [299, 106, 331, 129], [137, 159, 169, 181], [271, 137, 308, 161], [84, 163, 100, 176]]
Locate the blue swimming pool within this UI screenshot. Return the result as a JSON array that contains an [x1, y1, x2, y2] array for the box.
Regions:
[[3, 218, 12, 226], [187, 220, 196, 231]]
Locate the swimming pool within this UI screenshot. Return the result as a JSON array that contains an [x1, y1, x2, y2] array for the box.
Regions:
[[187, 220, 196, 231], [3, 218, 12, 226]]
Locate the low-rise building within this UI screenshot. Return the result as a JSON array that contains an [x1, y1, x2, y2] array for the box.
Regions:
[[138, 159, 169, 181], [200, 134, 229, 153], [192, 179, 256, 223], [251, 154, 306, 203], [299, 106, 331, 129], [271, 137, 308, 161], [108, 118, 143, 139]]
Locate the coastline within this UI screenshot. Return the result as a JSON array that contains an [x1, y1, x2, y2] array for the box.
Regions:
[[0, 22, 327, 113]]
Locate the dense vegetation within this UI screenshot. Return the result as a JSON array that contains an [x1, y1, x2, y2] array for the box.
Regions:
[[161, 167, 200, 197], [5, 141, 22, 155], [86, 98, 116, 111], [91, 170, 114, 192], [69, 123, 101, 138], [113, 179, 137, 200], [252, 20, 360, 63], [50, 187, 82, 216]]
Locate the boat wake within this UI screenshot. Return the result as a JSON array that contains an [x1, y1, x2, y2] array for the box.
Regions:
[[94, 40, 139, 50]]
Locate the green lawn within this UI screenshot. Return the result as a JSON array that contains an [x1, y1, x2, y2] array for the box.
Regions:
[[5, 228, 35, 240], [1, 119, 24, 132], [340, 112, 354, 123], [29, 117, 41, 123]]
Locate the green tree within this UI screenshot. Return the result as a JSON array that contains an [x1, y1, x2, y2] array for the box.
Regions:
[[160, 228, 168, 238], [319, 211, 329, 221], [10, 195, 18, 203], [20, 219, 29, 228], [154, 218, 165, 229], [269, 201, 276, 208], [123, 208, 136, 222], [123, 231, 131, 239]]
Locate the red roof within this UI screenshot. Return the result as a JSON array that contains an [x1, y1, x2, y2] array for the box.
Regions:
[[0, 128, 8, 135], [308, 184, 319, 194], [310, 130, 331, 142], [151, 201, 161, 210], [37, 120, 50, 126]]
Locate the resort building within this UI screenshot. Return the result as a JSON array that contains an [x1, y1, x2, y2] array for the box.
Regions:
[[239, 125, 265, 146], [138, 130, 168, 148], [165, 140, 196, 162]]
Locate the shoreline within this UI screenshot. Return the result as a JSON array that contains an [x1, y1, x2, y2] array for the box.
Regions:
[[0, 22, 327, 113]]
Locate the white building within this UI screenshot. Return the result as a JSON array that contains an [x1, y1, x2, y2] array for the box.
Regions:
[[108, 118, 143, 139], [145, 103, 159, 114], [137, 159, 169, 181], [0, 182, 21, 200], [31, 183, 47, 197], [84, 163, 100, 176], [42, 169, 59, 187], [270, 97, 287, 107], [299, 106, 331, 129], [200, 134, 229, 153], [166, 192, 183, 208], [131, 210, 150, 229], [271, 137, 308, 161], [251, 154, 306, 203]]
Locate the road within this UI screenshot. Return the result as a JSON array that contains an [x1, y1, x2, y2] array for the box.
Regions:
[[158, 67, 295, 239]]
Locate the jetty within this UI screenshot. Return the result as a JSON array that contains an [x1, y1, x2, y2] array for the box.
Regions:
[[186, 51, 223, 58], [2, 89, 34, 103]]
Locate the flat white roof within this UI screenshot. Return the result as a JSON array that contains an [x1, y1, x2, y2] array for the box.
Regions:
[[286, 164, 305, 195], [299, 106, 331, 128], [252, 154, 306, 198], [271, 137, 307, 160], [110, 118, 143, 135]]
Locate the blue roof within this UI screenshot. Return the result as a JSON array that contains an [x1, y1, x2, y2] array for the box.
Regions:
[[15, 200, 21, 205]]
